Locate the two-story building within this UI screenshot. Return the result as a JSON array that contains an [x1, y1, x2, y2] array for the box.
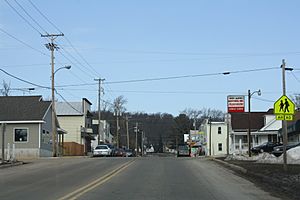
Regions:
[[56, 98, 94, 155], [200, 119, 228, 157]]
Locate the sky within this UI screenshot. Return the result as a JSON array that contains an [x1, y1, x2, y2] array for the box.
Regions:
[[1, 0, 300, 116]]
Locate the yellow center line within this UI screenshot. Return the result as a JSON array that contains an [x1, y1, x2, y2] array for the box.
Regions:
[[58, 159, 136, 200]]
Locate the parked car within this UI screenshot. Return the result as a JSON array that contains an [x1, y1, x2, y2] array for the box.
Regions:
[[114, 148, 126, 157], [177, 144, 190, 157], [250, 142, 282, 154], [272, 142, 300, 157], [93, 144, 114, 157], [125, 149, 133, 157]]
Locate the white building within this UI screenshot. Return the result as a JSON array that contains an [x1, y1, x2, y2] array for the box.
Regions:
[[91, 119, 113, 149], [229, 110, 281, 154], [200, 119, 228, 157]]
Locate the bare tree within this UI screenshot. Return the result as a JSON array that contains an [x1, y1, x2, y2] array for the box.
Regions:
[[291, 94, 300, 111], [0, 81, 11, 96], [112, 95, 127, 114]]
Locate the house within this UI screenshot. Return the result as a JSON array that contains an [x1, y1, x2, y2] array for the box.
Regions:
[[278, 111, 300, 143], [200, 119, 228, 157], [56, 98, 94, 155], [91, 119, 113, 149], [229, 109, 281, 154], [0, 96, 58, 159]]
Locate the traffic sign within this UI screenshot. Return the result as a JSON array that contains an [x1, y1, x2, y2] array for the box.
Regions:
[[274, 95, 295, 115], [276, 114, 294, 121]]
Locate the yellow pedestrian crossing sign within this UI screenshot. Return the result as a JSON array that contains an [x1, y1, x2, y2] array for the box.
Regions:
[[274, 95, 295, 115]]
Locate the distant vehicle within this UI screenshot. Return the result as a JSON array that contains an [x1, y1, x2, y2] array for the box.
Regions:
[[125, 149, 133, 157], [251, 142, 282, 154], [177, 144, 190, 157], [272, 142, 300, 157], [93, 144, 114, 157], [114, 148, 126, 157]]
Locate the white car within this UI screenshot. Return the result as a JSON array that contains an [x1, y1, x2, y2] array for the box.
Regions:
[[93, 145, 113, 157]]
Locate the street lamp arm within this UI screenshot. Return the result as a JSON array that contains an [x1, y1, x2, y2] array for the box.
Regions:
[[54, 65, 71, 75]]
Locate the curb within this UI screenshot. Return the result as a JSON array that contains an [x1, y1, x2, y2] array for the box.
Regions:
[[0, 161, 24, 169], [212, 158, 248, 173]]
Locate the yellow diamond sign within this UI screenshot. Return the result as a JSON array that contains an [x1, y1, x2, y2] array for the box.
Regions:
[[274, 95, 295, 115]]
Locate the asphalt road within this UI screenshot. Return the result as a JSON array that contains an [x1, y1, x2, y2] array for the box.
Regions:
[[0, 156, 280, 200]]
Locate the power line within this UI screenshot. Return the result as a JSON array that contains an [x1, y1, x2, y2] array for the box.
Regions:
[[0, 68, 50, 89], [27, 0, 100, 78], [105, 67, 278, 84], [62, 38, 101, 77], [0, 27, 48, 57], [57, 51, 95, 79], [4, 0, 42, 35], [27, 0, 63, 34], [55, 91, 83, 114], [54, 66, 279, 87], [13, 0, 48, 34]]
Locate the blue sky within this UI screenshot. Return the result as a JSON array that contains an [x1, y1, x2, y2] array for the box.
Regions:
[[1, 0, 300, 115]]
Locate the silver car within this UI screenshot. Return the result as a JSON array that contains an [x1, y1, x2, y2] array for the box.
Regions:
[[93, 145, 113, 157]]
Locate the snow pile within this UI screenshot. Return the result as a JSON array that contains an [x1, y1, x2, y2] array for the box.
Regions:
[[225, 147, 300, 164], [256, 146, 300, 164], [225, 153, 264, 161], [287, 146, 300, 160]]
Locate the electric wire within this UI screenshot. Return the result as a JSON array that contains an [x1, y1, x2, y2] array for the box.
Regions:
[[0, 27, 48, 57], [54, 66, 280, 88], [27, 0, 100, 78], [0, 68, 50, 89], [13, 0, 48, 34], [57, 51, 95, 79], [27, 0, 63, 34], [4, 0, 42, 35]]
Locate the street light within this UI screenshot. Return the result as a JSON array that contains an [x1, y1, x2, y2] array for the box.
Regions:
[[51, 65, 71, 157], [54, 65, 71, 75], [248, 89, 261, 157]]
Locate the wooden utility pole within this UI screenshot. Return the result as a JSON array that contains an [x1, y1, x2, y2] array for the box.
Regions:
[[282, 59, 288, 171], [135, 122, 138, 155], [41, 33, 64, 157], [94, 78, 105, 144], [1, 123, 6, 162], [126, 116, 130, 149]]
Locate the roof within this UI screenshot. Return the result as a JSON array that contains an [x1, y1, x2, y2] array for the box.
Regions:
[[56, 102, 83, 116], [0, 96, 51, 121], [231, 112, 267, 131]]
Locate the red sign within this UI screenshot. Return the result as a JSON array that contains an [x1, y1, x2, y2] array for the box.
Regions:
[[227, 95, 245, 113]]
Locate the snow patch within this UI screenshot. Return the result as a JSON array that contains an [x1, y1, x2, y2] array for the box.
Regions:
[[226, 147, 300, 164]]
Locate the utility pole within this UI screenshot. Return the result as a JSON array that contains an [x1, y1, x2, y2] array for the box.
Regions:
[[282, 59, 288, 171], [114, 109, 121, 148], [142, 131, 146, 156], [41, 33, 64, 157], [94, 78, 105, 144], [209, 117, 212, 156], [1, 123, 6, 162], [226, 113, 230, 156], [126, 116, 130, 149], [248, 89, 252, 157], [135, 122, 138, 156]]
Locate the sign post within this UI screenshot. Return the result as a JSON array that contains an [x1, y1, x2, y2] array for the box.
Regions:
[[274, 94, 295, 171]]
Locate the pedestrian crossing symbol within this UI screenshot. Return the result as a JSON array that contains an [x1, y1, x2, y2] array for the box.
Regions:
[[274, 95, 295, 115]]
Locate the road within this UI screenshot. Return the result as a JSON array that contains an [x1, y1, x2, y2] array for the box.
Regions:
[[0, 156, 280, 200]]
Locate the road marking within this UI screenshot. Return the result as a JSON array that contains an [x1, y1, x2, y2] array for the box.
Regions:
[[58, 159, 136, 200]]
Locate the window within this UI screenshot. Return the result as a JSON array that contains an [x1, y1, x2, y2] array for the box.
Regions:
[[218, 127, 222, 134], [14, 128, 28, 142], [218, 143, 222, 151]]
